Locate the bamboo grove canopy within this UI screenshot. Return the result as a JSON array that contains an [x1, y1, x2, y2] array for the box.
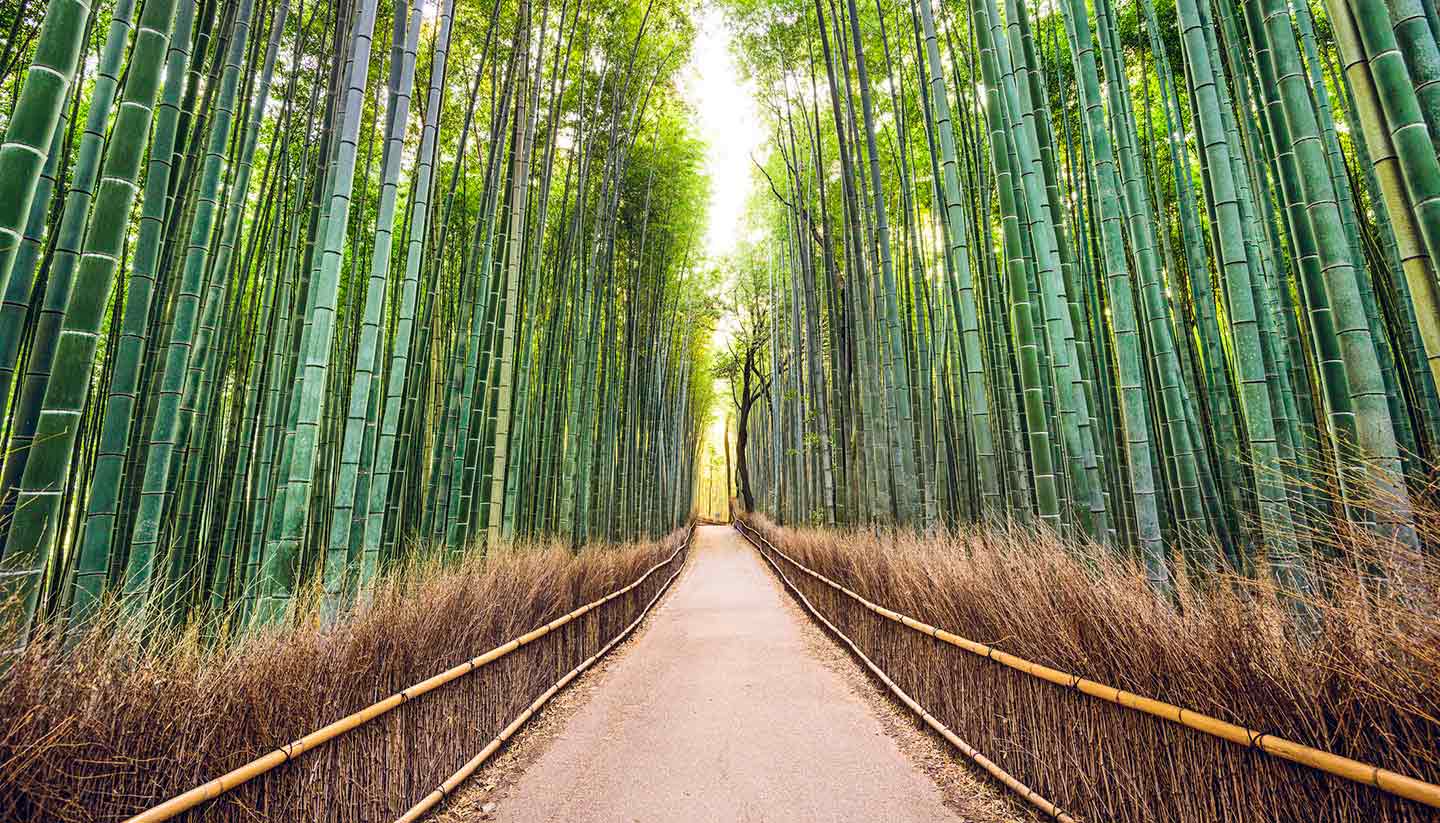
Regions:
[[719, 0, 1440, 595], [0, 0, 715, 649]]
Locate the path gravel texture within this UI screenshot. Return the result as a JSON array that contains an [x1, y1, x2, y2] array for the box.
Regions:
[[477, 524, 969, 823]]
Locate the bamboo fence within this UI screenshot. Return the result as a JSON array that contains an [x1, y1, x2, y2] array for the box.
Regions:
[[122, 523, 694, 823], [394, 540, 688, 822], [741, 519, 1077, 821], [736, 518, 1440, 820]]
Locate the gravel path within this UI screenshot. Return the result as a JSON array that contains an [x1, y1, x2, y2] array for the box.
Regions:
[[457, 524, 1005, 823]]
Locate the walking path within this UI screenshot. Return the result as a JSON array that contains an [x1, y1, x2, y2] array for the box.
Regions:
[[467, 524, 974, 822]]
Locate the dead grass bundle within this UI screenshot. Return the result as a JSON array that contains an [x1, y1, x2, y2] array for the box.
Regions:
[[741, 513, 1440, 822], [0, 529, 689, 822]]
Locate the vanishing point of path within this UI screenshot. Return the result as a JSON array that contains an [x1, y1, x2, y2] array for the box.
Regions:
[[466, 524, 991, 822]]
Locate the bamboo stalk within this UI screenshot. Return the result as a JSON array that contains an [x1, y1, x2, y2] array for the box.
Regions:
[[734, 519, 1440, 810], [123, 524, 695, 823]]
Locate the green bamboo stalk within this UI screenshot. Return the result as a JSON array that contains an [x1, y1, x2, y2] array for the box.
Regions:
[[0, 0, 179, 648]]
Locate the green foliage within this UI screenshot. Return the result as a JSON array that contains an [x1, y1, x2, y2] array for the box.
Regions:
[[720, 0, 1440, 604]]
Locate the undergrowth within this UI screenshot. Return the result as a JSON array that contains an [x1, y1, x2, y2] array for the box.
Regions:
[[0, 530, 688, 822]]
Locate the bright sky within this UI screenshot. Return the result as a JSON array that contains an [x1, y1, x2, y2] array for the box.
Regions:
[[679, 5, 766, 263]]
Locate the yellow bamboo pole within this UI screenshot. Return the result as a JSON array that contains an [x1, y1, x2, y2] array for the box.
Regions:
[[394, 537, 690, 822], [734, 520, 1440, 811], [744, 522, 1078, 822], [124, 524, 696, 823]]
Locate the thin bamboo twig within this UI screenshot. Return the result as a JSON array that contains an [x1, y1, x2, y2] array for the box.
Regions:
[[734, 519, 1440, 810]]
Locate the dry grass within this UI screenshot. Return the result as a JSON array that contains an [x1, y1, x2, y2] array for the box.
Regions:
[[0, 530, 688, 822], [741, 512, 1440, 822]]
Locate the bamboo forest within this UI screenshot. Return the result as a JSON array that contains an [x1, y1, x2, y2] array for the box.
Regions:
[[1, 0, 1439, 819], [0, 0, 711, 644]]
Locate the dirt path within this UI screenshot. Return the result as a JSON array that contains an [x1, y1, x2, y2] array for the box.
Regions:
[[450, 524, 1017, 823]]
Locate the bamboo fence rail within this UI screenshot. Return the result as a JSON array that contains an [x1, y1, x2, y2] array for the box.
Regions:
[[734, 518, 1440, 812], [739, 519, 1077, 821], [124, 523, 695, 823]]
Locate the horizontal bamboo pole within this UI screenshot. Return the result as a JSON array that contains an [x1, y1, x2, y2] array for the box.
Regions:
[[740, 522, 1077, 822], [734, 519, 1440, 811], [395, 538, 691, 822], [124, 524, 696, 823]]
